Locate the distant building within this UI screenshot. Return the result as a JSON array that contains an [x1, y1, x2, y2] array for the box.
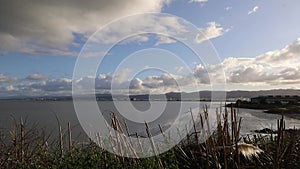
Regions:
[[251, 95, 300, 104]]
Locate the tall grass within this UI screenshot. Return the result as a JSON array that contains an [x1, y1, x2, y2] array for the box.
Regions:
[[0, 106, 299, 169]]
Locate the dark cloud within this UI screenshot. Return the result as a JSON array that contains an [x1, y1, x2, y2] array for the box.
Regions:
[[192, 65, 210, 84], [0, 0, 167, 55]]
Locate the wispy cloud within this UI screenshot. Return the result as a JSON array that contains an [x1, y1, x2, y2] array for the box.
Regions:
[[86, 15, 188, 45], [155, 36, 177, 46], [195, 22, 229, 43], [225, 6, 232, 11], [189, 0, 208, 3], [248, 6, 259, 15]]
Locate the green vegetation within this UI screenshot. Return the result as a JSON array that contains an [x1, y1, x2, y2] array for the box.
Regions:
[[227, 98, 300, 120], [1, 107, 300, 169]]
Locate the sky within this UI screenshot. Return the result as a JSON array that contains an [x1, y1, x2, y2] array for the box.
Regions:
[[0, 0, 300, 98]]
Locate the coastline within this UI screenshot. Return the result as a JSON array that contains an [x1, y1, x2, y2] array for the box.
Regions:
[[226, 102, 300, 120]]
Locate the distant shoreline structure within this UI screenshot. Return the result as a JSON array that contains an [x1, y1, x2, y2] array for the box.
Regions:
[[1, 89, 300, 102], [226, 95, 300, 119]]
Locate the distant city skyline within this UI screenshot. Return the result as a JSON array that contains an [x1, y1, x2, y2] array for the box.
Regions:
[[0, 0, 300, 97]]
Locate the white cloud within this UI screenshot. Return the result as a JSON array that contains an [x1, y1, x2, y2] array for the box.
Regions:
[[1, 38, 300, 96], [26, 74, 49, 81], [5, 85, 15, 91], [90, 15, 188, 45], [225, 38, 300, 86], [0, 74, 18, 83], [0, 77, 73, 97], [248, 6, 259, 15], [155, 36, 177, 46], [129, 78, 143, 90], [195, 22, 229, 43], [142, 74, 178, 89], [175, 66, 184, 73], [256, 38, 300, 65], [120, 35, 150, 45], [189, 0, 208, 3], [30, 78, 72, 92], [225, 6, 232, 11]]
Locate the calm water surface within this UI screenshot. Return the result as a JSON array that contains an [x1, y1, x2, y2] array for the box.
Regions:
[[0, 100, 300, 140]]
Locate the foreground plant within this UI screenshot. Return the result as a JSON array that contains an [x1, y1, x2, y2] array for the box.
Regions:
[[0, 107, 299, 169]]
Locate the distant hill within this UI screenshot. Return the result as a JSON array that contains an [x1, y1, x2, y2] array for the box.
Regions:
[[1, 89, 300, 101], [162, 89, 300, 101], [225, 89, 300, 99]]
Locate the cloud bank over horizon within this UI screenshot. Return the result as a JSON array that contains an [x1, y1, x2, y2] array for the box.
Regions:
[[1, 38, 299, 97], [1, 0, 300, 97]]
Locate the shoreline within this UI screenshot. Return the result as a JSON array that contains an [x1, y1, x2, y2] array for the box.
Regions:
[[226, 102, 300, 120]]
